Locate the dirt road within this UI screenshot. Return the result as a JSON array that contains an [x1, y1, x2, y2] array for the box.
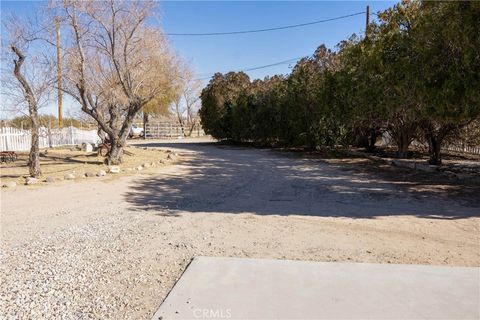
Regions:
[[1, 139, 479, 319]]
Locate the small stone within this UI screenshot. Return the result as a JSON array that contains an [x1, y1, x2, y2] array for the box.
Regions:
[[84, 172, 95, 178], [2, 181, 17, 188], [82, 143, 93, 152], [166, 154, 177, 161], [97, 170, 107, 177], [45, 176, 55, 183], [108, 166, 120, 173], [64, 173, 75, 180], [142, 162, 151, 168], [136, 166, 143, 171], [25, 177, 39, 185]]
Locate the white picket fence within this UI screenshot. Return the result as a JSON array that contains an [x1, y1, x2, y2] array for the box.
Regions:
[[0, 126, 101, 152]]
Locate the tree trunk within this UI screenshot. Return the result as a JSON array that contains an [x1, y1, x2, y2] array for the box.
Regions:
[[353, 127, 379, 152], [355, 132, 370, 149], [422, 121, 457, 166], [186, 121, 196, 137], [389, 121, 417, 159], [394, 131, 412, 158], [366, 128, 380, 152], [105, 108, 138, 165], [11, 45, 41, 177], [387, 111, 418, 159], [397, 141, 410, 158], [106, 137, 124, 165], [98, 126, 107, 143], [427, 135, 442, 165], [29, 117, 41, 177], [143, 112, 148, 140]]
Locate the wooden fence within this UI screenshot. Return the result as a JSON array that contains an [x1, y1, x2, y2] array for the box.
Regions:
[[443, 145, 480, 155], [380, 132, 480, 155], [0, 126, 100, 152], [145, 122, 205, 139]]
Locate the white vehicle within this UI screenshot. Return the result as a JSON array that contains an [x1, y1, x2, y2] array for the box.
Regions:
[[128, 124, 144, 138]]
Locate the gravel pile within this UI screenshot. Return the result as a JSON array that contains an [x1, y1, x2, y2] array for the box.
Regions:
[[0, 212, 178, 319]]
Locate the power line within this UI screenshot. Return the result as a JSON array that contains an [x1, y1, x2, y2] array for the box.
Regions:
[[166, 11, 365, 36], [196, 56, 304, 81]]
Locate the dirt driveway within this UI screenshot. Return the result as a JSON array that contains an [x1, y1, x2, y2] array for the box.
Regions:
[[1, 138, 479, 319]]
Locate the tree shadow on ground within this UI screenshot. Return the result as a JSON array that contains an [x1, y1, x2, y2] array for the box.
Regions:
[[39, 153, 102, 165], [125, 142, 480, 220]]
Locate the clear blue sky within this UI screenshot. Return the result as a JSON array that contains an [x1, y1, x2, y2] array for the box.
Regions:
[[159, 1, 395, 81], [1, 0, 397, 116]]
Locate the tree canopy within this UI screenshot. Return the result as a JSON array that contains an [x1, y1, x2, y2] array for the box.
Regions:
[[199, 0, 480, 164]]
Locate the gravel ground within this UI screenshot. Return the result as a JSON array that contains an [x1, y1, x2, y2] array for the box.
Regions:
[[1, 138, 479, 319]]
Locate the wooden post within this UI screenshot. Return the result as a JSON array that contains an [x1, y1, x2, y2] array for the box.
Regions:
[[56, 16, 63, 128], [48, 119, 52, 148], [366, 5, 370, 38]]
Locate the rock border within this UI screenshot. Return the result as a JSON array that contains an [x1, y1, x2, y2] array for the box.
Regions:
[[348, 150, 480, 184]]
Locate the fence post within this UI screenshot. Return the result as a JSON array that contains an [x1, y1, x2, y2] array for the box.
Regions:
[[70, 125, 75, 145], [4, 127, 9, 151], [48, 121, 52, 148]]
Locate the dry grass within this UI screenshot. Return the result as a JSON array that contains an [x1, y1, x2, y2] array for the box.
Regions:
[[0, 146, 172, 186]]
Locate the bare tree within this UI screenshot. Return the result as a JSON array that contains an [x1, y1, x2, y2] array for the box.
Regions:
[[2, 16, 55, 177], [183, 80, 202, 137], [142, 58, 182, 138], [172, 66, 202, 137], [11, 47, 42, 176], [55, 0, 178, 164]]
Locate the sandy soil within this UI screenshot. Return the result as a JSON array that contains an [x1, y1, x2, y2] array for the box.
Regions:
[[1, 138, 479, 319], [0, 145, 171, 186]]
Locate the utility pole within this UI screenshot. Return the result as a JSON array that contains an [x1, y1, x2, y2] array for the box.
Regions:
[[365, 5, 370, 38], [56, 16, 63, 128]]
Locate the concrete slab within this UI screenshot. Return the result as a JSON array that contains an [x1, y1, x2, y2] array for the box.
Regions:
[[153, 257, 479, 320]]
